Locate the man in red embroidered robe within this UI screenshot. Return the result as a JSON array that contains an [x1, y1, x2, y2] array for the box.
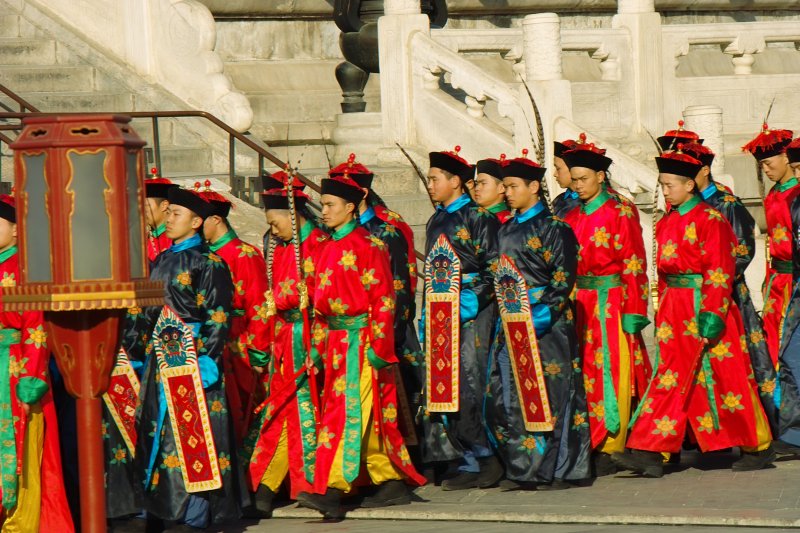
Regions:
[[201, 187, 270, 446], [742, 125, 798, 367], [144, 168, 176, 264], [614, 150, 774, 477], [0, 195, 73, 532], [246, 187, 328, 516], [331, 154, 422, 453], [297, 176, 424, 519], [562, 137, 650, 476]]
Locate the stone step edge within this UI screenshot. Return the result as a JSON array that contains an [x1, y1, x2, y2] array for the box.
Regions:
[[271, 503, 799, 528]]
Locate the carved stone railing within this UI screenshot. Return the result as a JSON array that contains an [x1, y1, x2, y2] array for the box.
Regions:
[[432, 27, 630, 83], [410, 30, 526, 159], [661, 22, 800, 133]]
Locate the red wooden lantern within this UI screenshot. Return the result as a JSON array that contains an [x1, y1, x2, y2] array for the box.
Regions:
[[7, 115, 163, 533]]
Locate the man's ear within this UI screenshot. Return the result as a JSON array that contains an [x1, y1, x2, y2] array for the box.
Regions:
[[191, 216, 203, 231], [159, 199, 170, 213], [11, 223, 17, 239]]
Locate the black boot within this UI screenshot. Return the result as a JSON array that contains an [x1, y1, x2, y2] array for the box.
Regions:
[[591, 452, 618, 477], [476, 455, 504, 488], [732, 444, 776, 471], [254, 485, 276, 517], [611, 449, 664, 478], [296, 489, 344, 519], [361, 479, 411, 508], [441, 471, 479, 491]]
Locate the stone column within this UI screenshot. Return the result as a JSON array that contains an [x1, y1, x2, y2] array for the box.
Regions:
[[521, 13, 572, 197], [385, 0, 421, 14], [683, 105, 730, 189], [523, 13, 562, 82], [612, 0, 663, 134], [379, 0, 430, 145]]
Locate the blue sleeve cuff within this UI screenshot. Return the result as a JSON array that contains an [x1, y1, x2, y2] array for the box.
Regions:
[[531, 304, 552, 336], [418, 305, 426, 345], [197, 355, 220, 389], [130, 359, 144, 377], [460, 289, 479, 323]]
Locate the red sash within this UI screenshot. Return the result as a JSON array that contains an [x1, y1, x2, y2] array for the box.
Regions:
[[495, 255, 554, 431], [424, 234, 461, 412], [152, 307, 222, 492], [102, 348, 140, 456]]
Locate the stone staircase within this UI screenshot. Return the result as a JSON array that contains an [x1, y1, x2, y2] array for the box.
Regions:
[[0, 10, 434, 255], [0, 11, 223, 178]]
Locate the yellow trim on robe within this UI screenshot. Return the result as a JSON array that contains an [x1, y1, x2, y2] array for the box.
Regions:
[[741, 387, 773, 453], [327, 359, 402, 492], [4, 404, 43, 533], [598, 319, 632, 455], [260, 421, 289, 492]]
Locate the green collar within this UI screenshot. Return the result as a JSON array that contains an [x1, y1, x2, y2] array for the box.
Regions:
[[299, 220, 313, 243], [152, 222, 167, 237], [581, 190, 611, 215], [208, 229, 237, 252], [776, 177, 799, 193], [0, 245, 17, 265], [486, 201, 509, 214], [332, 219, 357, 241], [674, 194, 701, 216], [281, 220, 315, 246]]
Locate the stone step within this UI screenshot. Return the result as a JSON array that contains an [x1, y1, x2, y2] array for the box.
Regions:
[[26, 91, 133, 113], [158, 147, 212, 175], [0, 65, 95, 93], [0, 38, 56, 65], [0, 15, 19, 37]]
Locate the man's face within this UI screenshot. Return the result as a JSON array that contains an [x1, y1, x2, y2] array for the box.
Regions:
[[427, 167, 460, 203], [473, 173, 505, 208], [165, 204, 201, 241], [553, 157, 573, 189], [202, 215, 224, 242], [502, 176, 538, 210], [0, 218, 16, 251], [144, 198, 168, 228], [265, 209, 293, 242], [791, 162, 800, 179], [760, 153, 790, 182], [320, 195, 354, 231], [570, 167, 604, 201]]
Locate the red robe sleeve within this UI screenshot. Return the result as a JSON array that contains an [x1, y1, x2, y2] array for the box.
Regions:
[[364, 236, 397, 368], [697, 207, 737, 341], [615, 199, 650, 333]]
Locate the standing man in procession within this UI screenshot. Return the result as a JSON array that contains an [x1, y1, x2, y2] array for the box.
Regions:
[[742, 125, 798, 369], [132, 187, 242, 531], [245, 185, 328, 516], [485, 153, 592, 489], [562, 137, 651, 476], [421, 147, 503, 490], [614, 149, 774, 477], [199, 184, 271, 446], [331, 154, 424, 457], [680, 141, 779, 434], [297, 175, 425, 519]]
